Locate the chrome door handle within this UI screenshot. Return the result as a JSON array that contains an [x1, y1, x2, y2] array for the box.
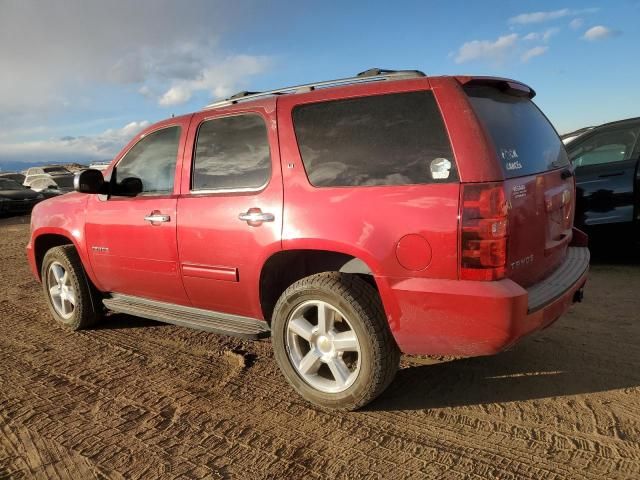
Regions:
[[239, 208, 274, 226], [144, 212, 171, 223]]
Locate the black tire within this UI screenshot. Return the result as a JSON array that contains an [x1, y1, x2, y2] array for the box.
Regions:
[[41, 245, 102, 330], [271, 272, 400, 411]]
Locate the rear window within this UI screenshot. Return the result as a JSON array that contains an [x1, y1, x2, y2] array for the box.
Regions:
[[292, 91, 456, 187], [465, 86, 568, 178]]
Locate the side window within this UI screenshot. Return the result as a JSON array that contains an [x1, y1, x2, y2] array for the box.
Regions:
[[292, 91, 456, 187], [115, 126, 181, 195], [569, 127, 639, 168], [192, 114, 271, 191]]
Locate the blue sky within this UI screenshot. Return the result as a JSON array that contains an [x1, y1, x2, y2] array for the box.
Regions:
[[1, 0, 638, 169]]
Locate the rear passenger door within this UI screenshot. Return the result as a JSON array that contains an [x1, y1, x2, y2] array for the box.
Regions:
[[177, 99, 282, 319], [568, 123, 640, 227]]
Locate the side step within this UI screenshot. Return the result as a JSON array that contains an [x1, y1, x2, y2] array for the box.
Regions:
[[103, 293, 270, 340]]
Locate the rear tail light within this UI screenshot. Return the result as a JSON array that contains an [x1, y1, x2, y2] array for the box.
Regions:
[[460, 182, 508, 281]]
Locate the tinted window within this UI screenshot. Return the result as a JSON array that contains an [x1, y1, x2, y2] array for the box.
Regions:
[[465, 86, 568, 178], [116, 126, 180, 194], [192, 114, 271, 190], [568, 127, 639, 168], [0, 178, 25, 190], [0, 174, 25, 183], [292, 91, 456, 187]]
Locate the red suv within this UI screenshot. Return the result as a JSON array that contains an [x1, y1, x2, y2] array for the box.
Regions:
[[27, 69, 589, 410]]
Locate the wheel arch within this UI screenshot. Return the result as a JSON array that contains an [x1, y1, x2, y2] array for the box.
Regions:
[[34, 233, 75, 279], [259, 249, 378, 324], [32, 230, 101, 292]]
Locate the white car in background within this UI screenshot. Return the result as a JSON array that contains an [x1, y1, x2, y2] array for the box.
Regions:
[[23, 166, 75, 192]]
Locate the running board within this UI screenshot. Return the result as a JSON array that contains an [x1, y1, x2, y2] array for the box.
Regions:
[[103, 294, 270, 340]]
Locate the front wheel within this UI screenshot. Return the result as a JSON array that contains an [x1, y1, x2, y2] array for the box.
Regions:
[[42, 245, 102, 330], [271, 272, 400, 410]]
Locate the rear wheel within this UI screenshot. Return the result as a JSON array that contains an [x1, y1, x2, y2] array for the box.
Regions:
[[272, 272, 400, 410], [42, 245, 102, 330]]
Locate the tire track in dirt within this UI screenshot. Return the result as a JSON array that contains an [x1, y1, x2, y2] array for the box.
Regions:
[[2, 222, 640, 479], [2, 297, 636, 480]]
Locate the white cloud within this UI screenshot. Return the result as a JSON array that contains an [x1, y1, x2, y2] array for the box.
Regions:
[[523, 28, 560, 42], [521, 46, 549, 62], [454, 34, 519, 64], [158, 54, 272, 106], [569, 18, 584, 29], [543, 28, 560, 41], [159, 86, 193, 107], [0, 121, 150, 166], [583, 25, 619, 41], [509, 9, 571, 25], [0, 1, 273, 118], [509, 8, 598, 25]]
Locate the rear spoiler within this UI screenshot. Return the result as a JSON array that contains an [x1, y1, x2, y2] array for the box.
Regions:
[[455, 76, 536, 99]]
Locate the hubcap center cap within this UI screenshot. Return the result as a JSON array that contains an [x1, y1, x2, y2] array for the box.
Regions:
[[317, 335, 332, 354]]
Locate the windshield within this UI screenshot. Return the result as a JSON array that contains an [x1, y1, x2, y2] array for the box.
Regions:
[[43, 167, 71, 174], [0, 178, 26, 190], [465, 85, 569, 178]]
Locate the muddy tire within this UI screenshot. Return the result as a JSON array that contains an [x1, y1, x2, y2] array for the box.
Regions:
[[41, 245, 102, 330], [271, 272, 400, 411]]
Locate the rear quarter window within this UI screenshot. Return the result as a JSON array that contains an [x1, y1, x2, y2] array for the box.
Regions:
[[465, 85, 568, 178], [292, 91, 456, 187]]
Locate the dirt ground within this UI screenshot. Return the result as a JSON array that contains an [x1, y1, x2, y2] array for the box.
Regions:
[[1, 217, 639, 479]]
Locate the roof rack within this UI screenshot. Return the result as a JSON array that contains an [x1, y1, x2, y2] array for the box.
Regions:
[[203, 68, 426, 110]]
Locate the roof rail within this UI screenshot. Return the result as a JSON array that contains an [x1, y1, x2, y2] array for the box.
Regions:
[[203, 68, 426, 110]]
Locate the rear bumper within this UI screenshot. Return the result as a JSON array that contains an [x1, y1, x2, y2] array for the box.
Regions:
[[380, 246, 589, 356]]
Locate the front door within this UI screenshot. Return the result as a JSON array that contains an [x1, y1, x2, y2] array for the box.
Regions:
[[569, 122, 640, 227], [177, 100, 283, 319], [85, 119, 192, 305]]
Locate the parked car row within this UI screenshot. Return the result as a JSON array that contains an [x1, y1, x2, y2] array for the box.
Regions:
[[0, 165, 78, 216]]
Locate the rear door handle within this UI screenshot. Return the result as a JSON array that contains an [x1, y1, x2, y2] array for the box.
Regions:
[[144, 211, 171, 224], [239, 208, 275, 226]]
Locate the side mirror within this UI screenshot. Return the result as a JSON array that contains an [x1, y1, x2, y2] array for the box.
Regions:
[[74, 169, 105, 194], [118, 177, 143, 197]]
